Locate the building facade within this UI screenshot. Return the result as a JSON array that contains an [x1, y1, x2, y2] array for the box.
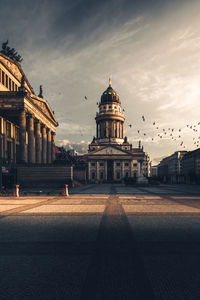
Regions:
[[158, 151, 187, 183], [181, 149, 200, 184], [86, 80, 151, 183], [0, 52, 58, 166]]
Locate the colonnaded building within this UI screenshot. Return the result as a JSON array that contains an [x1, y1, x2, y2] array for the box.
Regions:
[[86, 80, 151, 183], [0, 51, 72, 188]]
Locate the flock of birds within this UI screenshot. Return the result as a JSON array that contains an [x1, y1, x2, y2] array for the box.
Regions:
[[126, 115, 200, 150]]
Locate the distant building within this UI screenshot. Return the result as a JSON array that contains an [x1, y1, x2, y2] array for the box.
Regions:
[[158, 151, 187, 183], [181, 148, 200, 184], [151, 165, 158, 177], [86, 80, 151, 183]]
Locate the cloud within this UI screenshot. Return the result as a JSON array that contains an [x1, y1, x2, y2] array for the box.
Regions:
[[56, 139, 89, 154]]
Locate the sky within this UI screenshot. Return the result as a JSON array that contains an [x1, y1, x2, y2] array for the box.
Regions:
[[1, 0, 200, 164]]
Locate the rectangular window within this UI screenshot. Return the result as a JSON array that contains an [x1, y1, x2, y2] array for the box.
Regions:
[[15, 84, 17, 91], [91, 162, 95, 167], [116, 163, 121, 167], [2, 71, 5, 85], [6, 122, 11, 138], [9, 78, 11, 90], [117, 172, 120, 179], [100, 172, 104, 179], [133, 163, 137, 167], [12, 81, 14, 91], [100, 163, 104, 167], [125, 172, 129, 177], [5, 74, 8, 88], [92, 172, 95, 179], [125, 163, 129, 167]]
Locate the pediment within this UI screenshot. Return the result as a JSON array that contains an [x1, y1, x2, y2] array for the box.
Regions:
[[0, 55, 21, 81], [31, 96, 57, 124], [90, 146, 129, 156]]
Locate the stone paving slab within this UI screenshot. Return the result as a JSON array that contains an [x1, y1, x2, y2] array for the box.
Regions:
[[20, 204, 106, 214], [0, 199, 45, 205], [123, 204, 200, 213], [0, 204, 25, 213], [119, 195, 162, 199]]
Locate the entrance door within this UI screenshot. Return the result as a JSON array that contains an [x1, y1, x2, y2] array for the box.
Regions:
[[107, 160, 114, 181]]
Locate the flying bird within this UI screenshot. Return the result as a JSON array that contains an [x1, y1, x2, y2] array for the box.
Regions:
[[142, 115, 145, 122], [128, 124, 132, 128], [153, 122, 155, 125], [138, 130, 140, 134], [84, 96, 88, 100]]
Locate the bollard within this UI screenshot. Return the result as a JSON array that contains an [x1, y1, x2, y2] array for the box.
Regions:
[[13, 184, 20, 197], [64, 184, 69, 197]]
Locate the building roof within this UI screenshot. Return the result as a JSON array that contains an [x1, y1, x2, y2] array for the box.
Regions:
[[100, 82, 120, 104], [181, 148, 200, 160]]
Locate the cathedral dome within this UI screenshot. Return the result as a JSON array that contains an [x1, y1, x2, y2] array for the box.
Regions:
[[100, 80, 120, 104]]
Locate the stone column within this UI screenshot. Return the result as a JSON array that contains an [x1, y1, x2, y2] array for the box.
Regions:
[[51, 132, 56, 163], [130, 161, 133, 177], [138, 161, 142, 176], [121, 161, 124, 179], [28, 114, 35, 163], [96, 161, 99, 182], [35, 120, 41, 164], [116, 121, 119, 138], [105, 121, 108, 138], [19, 110, 26, 163], [47, 128, 52, 164], [122, 122, 124, 139], [105, 160, 107, 181], [41, 125, 47, 164]]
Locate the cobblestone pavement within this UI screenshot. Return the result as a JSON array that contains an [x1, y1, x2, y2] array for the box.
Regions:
[[1, 184, 200, 299]]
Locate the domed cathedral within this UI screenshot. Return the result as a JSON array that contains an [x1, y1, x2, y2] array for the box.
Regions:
[[87, 79, 151, 183]]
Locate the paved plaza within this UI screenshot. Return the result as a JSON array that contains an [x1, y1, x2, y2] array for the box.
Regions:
[[1, 184, 200, 299]]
